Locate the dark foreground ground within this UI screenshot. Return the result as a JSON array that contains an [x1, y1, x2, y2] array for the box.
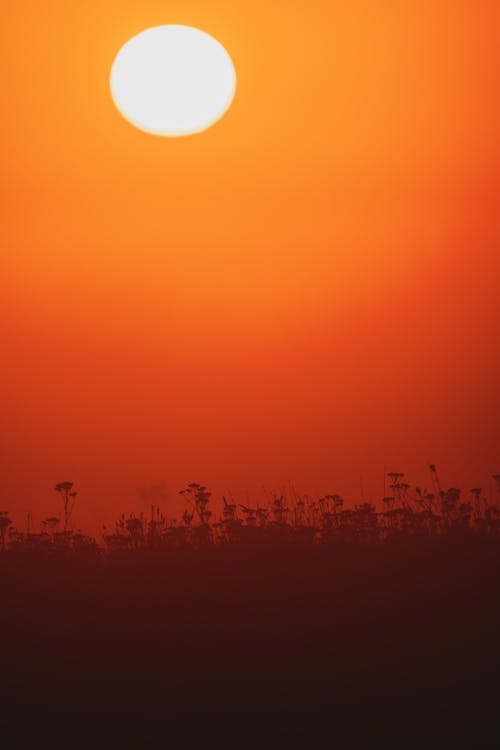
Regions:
[[1, 535, 499, 747]]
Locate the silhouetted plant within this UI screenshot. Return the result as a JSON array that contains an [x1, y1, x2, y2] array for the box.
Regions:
[[0, 512, 12, 550], [1, 465, 499, 555], [55, 481, 77, 531]]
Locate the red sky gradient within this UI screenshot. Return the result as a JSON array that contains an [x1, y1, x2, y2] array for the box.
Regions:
[[1, 1, 499, 530]]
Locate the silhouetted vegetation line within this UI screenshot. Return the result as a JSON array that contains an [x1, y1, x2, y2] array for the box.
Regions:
[[1, 467, 499, 555], [0, 467, 498, 743]]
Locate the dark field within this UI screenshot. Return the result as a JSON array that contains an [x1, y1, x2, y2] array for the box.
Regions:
[[1, 479, 499, 745]]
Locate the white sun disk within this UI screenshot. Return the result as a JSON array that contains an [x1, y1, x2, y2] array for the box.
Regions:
[[110, 25, 236, 136]]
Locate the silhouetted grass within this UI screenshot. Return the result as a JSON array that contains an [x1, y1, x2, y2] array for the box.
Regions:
[[3, 467, 499, 556], [0, 468, 498, 744]]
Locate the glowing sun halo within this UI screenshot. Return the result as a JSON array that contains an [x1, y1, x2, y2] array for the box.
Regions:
[[110, 25, 236, 137]]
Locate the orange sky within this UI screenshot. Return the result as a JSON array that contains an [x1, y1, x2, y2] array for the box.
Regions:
[[1, 1, 499, 529]]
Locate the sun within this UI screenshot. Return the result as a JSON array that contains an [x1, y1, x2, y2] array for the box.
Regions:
[[110, 25, 236, 137]]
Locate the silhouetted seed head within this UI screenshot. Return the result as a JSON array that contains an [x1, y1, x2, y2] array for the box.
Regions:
[[55, 482, 74, 493]]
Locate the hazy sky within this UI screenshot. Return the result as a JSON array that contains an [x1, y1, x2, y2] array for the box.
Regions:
[[1, 1, 499, 529]]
